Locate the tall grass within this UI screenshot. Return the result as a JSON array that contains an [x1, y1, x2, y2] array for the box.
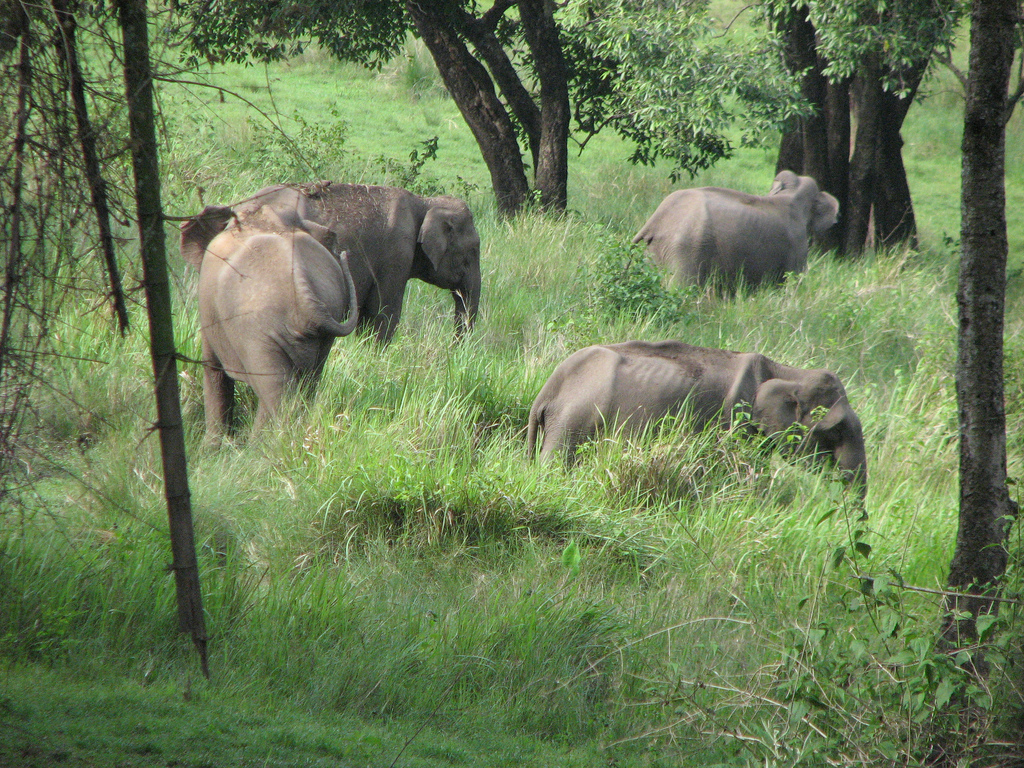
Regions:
[[1, 29, 1022, 767]]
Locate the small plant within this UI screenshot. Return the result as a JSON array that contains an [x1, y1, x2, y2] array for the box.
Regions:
[[373, 136, 446, 196], [590, 236, 693, 325], [247, 106, 350, 178]]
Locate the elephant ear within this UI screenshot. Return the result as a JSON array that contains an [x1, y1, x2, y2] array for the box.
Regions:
[[752, 378, 801, 437], [807, 398, 868, 490], [418, 207, 451, 270], [811, 190, 840, 235], [769, 170, 800, 195], [299, 218, 338, 253], [180, 205, 235, 270]]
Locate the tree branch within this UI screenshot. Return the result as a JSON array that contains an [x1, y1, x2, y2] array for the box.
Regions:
[[934, 49, 968, 91]]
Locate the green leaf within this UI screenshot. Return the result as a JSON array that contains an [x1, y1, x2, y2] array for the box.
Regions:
[[975, 612, 998, 640], [831, 545, 847, 568], [561, 539, 582, 579], [934, 677, 956, 709]]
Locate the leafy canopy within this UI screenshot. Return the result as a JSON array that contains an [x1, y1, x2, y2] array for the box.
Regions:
[[174, 0, 806, 180]]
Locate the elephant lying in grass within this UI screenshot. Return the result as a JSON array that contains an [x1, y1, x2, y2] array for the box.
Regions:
[[232, 181, 482, 344], [633, 171, 839, 289], [527, 340, 867, 495], [180, 203, 358, 443]]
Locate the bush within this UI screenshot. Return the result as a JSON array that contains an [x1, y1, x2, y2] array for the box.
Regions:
[[590, 236, 694, 325]]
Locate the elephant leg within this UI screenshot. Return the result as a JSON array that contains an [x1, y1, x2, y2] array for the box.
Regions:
[[202, 355, 235, 445], [541, 403, 602, 467], [250, 375, 289, 433], [368, 283, 406, 345], [238, 342, 295, 434], [296, 337, 335, 401], [371, 302, 402, 345]]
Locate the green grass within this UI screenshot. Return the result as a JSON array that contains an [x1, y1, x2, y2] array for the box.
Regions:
[[2, 13, 1024, 768]]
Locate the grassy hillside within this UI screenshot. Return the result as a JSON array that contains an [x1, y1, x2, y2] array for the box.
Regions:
[[2, 23, 1023, 768]]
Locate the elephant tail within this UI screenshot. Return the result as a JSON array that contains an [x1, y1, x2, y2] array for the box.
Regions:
[[526, 402, 543, 460], [321, 250, 359, 337]]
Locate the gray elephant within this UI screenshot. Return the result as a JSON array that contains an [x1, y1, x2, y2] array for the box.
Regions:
[[633, 171, 839, 289], [180, 204, 359, 443], [230, 181, 482, 344], [526, 340, 867, 494]]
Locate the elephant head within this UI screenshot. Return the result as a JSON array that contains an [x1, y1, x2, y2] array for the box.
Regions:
[[415, 196, 481, 338], [752, 373, 868, 495], [180, 205, 235, 269], [769, 170, 839, 237]]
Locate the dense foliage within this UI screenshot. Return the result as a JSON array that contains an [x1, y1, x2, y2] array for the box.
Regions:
[[173, 0, 804, 211]]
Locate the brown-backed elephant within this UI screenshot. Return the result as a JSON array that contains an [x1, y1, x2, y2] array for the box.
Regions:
[[526, 340, 866, 494], [180, 204, 359, 443], [230, 182, 481, 344], [632, 171, 839, 289]]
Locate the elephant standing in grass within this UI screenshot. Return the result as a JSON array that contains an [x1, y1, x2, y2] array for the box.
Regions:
[[633, 171, 839, 289], [233, 182, 482, 344], [527, 340, 867, 495], [180, 204, 359, 443]]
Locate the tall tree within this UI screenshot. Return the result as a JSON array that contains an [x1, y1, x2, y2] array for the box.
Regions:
[[118, 0, 209, 677], [943, 0, 1019, 654], [175, 0, 803, 216], [767, 0, 960, 255]]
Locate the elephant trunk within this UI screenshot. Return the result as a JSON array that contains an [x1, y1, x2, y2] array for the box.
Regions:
[[453, 265, 481, 339]]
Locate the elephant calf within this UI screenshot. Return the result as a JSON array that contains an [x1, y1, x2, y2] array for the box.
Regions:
[[527, 340, 867, 494], [633, 171, 839, 289], [180, 204, 359, 444]]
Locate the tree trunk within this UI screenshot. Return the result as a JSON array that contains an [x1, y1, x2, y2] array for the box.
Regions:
[[775, 6, 826, 180], [873, 60, 928, 249], [944, 0, 1018, 651], [775, 6, 848, 251], [116, 0, 209, 678], [407, 1, 529, 217], [873, 90, 918, 249], [519, 0, 569, 211], [843, 59, 881, 255], [52, 0, 130, 335], [460, 7, 542, 170], [821, 76, 851, 252]]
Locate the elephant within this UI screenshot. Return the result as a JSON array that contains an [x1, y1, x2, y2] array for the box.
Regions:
[[225, 181, 482, 344], [632, 171, 839, 289], [526, 340, 867, 494], [179, 203, 359, 443]]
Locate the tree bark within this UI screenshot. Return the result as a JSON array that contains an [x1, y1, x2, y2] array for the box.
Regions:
[[775, 6, 848, 251], [407, 1, 529, 217], [873, 89, 918, 249], [52, 0, 131, 335], [821, 76, 850, 252], [872, 60, 928, 249], [519, 0, 569, 211], [0, 6, 31, 481], [460, 6, 542, 169], [116, 0, 209, 678], [843, 59, 882, 255], [944, 0, 1018, 650], [775, 6, 825, 179]]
